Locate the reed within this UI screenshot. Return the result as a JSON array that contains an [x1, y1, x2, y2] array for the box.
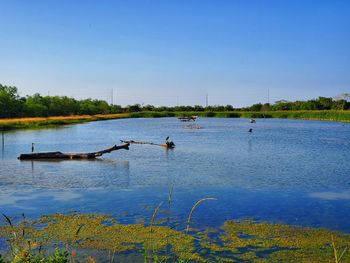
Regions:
[[185, 198, 217, 233], [168, 185, 174, 210], [332, 235, 348, 263], [146, 202, 163, 263], [149, 202, 163, 236]]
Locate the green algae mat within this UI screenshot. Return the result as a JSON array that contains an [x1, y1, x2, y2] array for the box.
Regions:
[[0, 214, 349, 262]]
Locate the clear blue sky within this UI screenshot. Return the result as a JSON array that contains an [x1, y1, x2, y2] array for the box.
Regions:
[[0, 0, 349, 107]]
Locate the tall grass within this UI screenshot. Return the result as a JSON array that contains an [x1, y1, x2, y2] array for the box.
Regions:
[[145, 202, 164, 263], [185, 198, 217, 233], [332, 235, 348, 263]]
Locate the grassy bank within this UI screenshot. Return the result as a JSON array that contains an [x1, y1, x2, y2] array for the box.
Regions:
[[0, 114, 130, 130], [109, 110, 350, 122], [171, 110, 350, 122], [1, 110, 349, 130]]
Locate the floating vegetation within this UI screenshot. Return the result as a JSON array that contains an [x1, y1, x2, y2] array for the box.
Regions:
[[0, 213, 349, 262], [200, 220, 350, 262], [0, 213, 201, 262]]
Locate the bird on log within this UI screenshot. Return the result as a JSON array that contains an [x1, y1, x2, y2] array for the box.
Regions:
[[18, 143, 130, 160], [120, 139, 175, 149]]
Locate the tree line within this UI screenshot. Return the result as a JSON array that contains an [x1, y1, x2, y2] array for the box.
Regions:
[[1, 84, 349, 118], [244, 95, 350, 112]]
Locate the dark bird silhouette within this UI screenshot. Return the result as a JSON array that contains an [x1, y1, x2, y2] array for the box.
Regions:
[[248, 129, 253, 133], [31, 143, 35, 152], [165, 136, 169, 141]]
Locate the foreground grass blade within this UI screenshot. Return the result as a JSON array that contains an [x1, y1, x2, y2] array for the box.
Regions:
[[186, 198, 217, 233]]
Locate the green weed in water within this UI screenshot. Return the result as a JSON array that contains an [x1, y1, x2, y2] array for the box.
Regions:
[[1, 205, 350, 262]]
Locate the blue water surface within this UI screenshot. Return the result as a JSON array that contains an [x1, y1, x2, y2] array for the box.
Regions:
[[0, 118, 350, 232]]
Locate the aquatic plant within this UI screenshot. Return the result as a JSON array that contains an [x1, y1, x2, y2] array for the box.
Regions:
[[198, 220, 350, 262], [0, 213, 201, 262], [1, 193, 350, 263], [1, 211, 349, 262], [0, 214, 70, 263]]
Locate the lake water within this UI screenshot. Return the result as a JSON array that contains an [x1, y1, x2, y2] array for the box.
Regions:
[[1, 118, 350, 232]]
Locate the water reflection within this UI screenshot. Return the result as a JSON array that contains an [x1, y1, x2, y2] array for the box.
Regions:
[[310, 191, 350, 200], [164, 147, 174, 158], [19, 158, 127, 163], [31, 160, 34, 177], [7, 159, 131, 189], [0, 189, 82, 208], [247, 137, 252, 152], [1, 130, 4, 158]]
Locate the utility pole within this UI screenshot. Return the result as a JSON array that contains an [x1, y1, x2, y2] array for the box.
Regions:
[[111, 88, 114, 105], [206, 93, 209, 107]]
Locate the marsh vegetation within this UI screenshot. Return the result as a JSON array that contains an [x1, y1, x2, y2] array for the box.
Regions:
[[0, 210, 349, 262]]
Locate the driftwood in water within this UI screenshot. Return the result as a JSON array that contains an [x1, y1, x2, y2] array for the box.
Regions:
[[18, 144, 130, 160], [120, 140, 175, 149]]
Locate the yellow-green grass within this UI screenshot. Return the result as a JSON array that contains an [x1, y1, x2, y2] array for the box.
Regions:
[[1, 110, 349, 131], [0, 114, 129, 130]]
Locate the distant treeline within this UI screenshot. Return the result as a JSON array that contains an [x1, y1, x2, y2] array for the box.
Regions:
[[1, 84, 349, 118]]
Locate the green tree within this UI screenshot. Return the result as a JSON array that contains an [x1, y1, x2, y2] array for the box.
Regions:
[[24, 94, 49, 117], [0, 84, 25, 118], [126, 104, 142, 112], [249, 103, 263, 111], [317, 97, 333, 110]]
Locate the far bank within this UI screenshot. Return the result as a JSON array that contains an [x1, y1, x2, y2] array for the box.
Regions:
[[0, 110, 349, 130]]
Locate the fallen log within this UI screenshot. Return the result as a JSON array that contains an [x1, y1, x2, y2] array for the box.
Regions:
[[120, 140, 175, 149], [18, 144, 129, 160]]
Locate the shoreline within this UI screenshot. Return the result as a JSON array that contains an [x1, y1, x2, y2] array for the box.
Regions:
[[0, 110, 349, 130]]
